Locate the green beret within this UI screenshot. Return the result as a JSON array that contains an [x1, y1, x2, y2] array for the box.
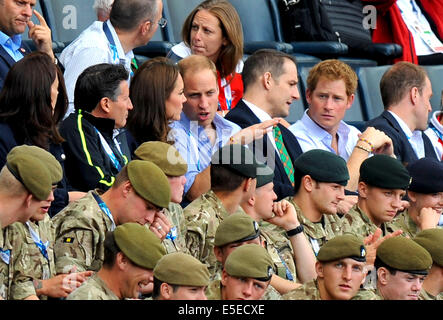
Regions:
[[414, 229, 443, 267], [134, 141, 188, 177], [114, 223, 166, 269], [256, 163, 274, 188], [127, 160, 171, 208], [293, 149, 349, 186], [377, 236, 432, 275], [214, 213, 260, 247], [360, 155, 410, 190], [224, 244, 275, 281], [211, 144, 260, 178], [317, 234, 366, 263], [407, 158, 443, 194], [6, 145, 62, 200], [154, 252, 210, 286]]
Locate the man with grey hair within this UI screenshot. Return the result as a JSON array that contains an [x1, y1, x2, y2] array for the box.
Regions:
[[60, 0, 165, 117], [93, 0, 114, 21]]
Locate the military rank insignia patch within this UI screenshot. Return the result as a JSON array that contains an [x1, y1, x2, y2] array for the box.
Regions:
[[63, 237, 75, 244]]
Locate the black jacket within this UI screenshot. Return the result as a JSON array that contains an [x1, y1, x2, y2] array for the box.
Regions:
[[59, 109, 131, 192]]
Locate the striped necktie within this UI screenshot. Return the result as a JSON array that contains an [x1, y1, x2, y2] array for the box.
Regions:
[[273, 126, 295, 186]]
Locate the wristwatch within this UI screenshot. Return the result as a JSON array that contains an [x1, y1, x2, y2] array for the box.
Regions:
[[286, 225, 304, 237]]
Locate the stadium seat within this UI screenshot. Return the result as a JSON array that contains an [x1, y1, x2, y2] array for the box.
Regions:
[[285, 83, 307, 125], [422, 65, 443, 114], [163, 0, 202, 43]]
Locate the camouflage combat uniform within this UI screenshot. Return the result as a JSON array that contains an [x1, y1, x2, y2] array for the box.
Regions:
[[352, 288, 383, 300], [0, 223, 13, 300], [184, 190, 243, 277], [341, 205, 391, 238], [53, 190, 114, 273], [7, 215, 56, 300], [285, 197, 343, 256], [282, 279, 322, 300], [419, 289, 443, 300], [161, 202, 188, 254], [387, 209, 420, 238], [66, 273, 119, 300]]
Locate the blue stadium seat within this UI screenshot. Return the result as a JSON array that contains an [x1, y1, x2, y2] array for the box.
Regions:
[[285, 82, 307, 125], [422, 65, 443, 114], [357, 65, 391, 121], [163, 0, 202, 43]]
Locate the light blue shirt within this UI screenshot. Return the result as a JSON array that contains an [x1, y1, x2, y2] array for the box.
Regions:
[[59, 20, 134, 118], [288, 110, 361, 161], [0, 31, 24, 62], [169, 112, 241, 194]]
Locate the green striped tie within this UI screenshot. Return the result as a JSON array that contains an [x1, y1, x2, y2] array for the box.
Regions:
[[273, 126, 295, 186]]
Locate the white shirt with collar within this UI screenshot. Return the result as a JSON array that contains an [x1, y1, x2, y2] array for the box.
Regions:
[[60, 20, 134, 118], [288, 109, 361, 161], [242, 99, 279, 153], [388, 110, 425, 158]]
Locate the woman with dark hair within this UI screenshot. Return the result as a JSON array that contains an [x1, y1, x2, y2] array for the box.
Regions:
[[0, 52, 85, 216], [167, 0, 244, 116], [126, 56, 186, 151]]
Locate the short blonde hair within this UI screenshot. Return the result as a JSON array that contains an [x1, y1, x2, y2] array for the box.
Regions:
[[178, 55, 218, 82], [0, 166, 28, 198]]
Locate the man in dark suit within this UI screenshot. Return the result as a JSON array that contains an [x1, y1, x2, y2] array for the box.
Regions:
[[366, 62, 438, 166], [0, 0, 55, 89], [226, 49, 303, 200]]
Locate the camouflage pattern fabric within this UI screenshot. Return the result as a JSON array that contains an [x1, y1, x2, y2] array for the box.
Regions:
[[7, 215, 55, 300], [52, 190, 114, 274], [387, 209, 420, 239], [282, 279, 322, 300], [341, 205, 391, 238], [184, 190, 244, 278], [161, 202, 189, 254], [285, 197, 343, 256], [419, 289, 442, 300], [0, 226, 13, 300], [352, 288, 383, 300], [66, 273, 119, 300]]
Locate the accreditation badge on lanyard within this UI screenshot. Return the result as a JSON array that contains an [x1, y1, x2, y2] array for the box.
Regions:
[[0, 248, 10, 265], [310, 237, 320, 256]]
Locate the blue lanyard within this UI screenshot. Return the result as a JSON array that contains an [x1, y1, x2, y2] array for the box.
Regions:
[[102, 22, 134, 77], [0, 248, 10, 265], [165, 226, 177, 241], [95, 128, 124, 171], [92, 193, 116, 231], [278, 254, 294, 281], [26, 222, 49, 262], [429, 121, 443, 142]]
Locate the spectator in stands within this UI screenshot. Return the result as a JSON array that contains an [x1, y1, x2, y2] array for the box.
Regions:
[[0, 52, 85, 216], [363, 0, 443, 64], [126, 57, 186, 153], [366, 62, 438, 165], [93, 0, 114, 22], [288, 59, 395, 192], [60, 0, 164, 117], [0, 0, 57, 89], [170, 55, 277, 205], [60, 63, 132, 192], [167, 0, 244, 116], [425, 90, 443, 160], [225, 49, 303, 201]]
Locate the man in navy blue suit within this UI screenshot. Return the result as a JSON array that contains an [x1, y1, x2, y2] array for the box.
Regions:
[[226, 49, 303, 200], [0, 0, 55, 89], [366, 62, 438, 166]]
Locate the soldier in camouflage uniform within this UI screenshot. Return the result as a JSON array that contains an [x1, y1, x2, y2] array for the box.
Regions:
[[152, 252, 210, 300], [354, 236, 432, 300], [388, 158, 443, 238], [240, 163, 316, 294], [342, 155, 411, 238], [283, 234, 367, 300], [284, 150, 350, 256], [53, 160, 171, 274], [414, 229, 443, 300], [184, 144, 261, 276], [206, 243, 275, 300], [0, 146, 64, 299], [67, 223, 166, 300], [133, 141, 189, 254]]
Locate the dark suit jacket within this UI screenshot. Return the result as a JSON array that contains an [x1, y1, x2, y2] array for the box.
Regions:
[[366, 110, 438, 166], [225, 100, 303, 200], [0, 41, 31, 90]]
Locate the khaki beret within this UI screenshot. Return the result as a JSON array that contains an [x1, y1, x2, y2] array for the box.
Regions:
[[154, 252, 210, 287], [407, 158, 443, 194], [256, 163, 274, 188], [211, 144, 261, 178], [293, 149, 349, 186], [114, 222, 166, 269], [414, 229, 443, 267], [214, 213, 260, 247], [134, 141, 187, 177], [376, 236, 432, 275], [317, 234, 366, 263], [6, 145, 62, 200], [360, 155, 410, 190], [127, 160, 171, 208], [224, 244, 275, 281]]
